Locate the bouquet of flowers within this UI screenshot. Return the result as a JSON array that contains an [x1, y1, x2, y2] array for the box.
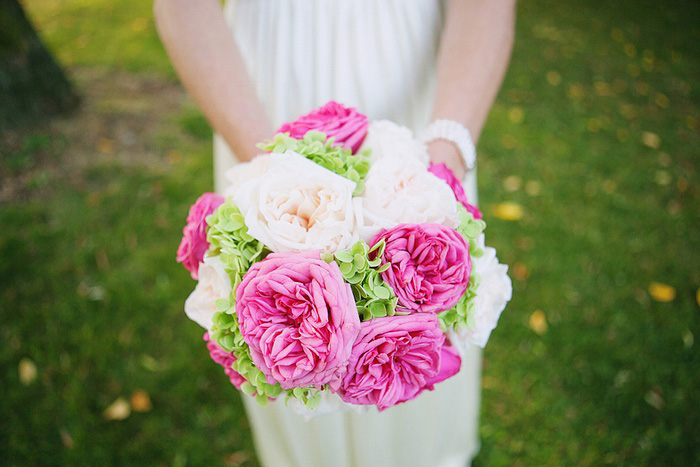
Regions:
[[177, 102, 512, 413]]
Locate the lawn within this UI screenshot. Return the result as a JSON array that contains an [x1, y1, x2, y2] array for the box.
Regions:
[[1, 0, 698, 465]]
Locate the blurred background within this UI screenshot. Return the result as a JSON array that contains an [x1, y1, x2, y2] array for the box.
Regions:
[[1, 0, 698, 464]]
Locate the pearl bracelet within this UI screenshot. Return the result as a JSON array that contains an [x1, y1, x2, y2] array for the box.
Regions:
[[420, 119, 476, 170]]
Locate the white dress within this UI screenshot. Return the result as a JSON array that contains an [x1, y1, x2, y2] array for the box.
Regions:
[[213, 1, 481, 466]]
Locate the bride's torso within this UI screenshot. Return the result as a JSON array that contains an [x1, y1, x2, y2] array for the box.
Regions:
[[223, 0, 445, 129]]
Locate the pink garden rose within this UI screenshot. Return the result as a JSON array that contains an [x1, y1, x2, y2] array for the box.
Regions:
[[422, 343, 461, 391], [338, 314, 444, 411], [236, 251, 361, 390], [372, 224, 471, 313], [177, 193, 224, 279], [428, 162, 482, 220], [277, 101, 369, 153], [204, 332, 245, 389]]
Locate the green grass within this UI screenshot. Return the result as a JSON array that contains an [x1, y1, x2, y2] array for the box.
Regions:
[[2, 0, 699, 465]]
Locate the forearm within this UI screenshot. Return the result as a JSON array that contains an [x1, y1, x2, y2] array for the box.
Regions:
[[154, 0, 272, 161], [428, 0, 516, 176], [433, 0, 516, 140]]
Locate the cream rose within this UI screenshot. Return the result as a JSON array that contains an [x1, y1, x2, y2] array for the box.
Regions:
[[360, 120, 429, 166], [226, 151, 359, 253], [448, 236, 513, 350], [184, 255, 232, 330], [354, 156, 459, 241]]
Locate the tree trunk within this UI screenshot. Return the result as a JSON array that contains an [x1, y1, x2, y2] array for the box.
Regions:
[[0, 0, 79, 129]]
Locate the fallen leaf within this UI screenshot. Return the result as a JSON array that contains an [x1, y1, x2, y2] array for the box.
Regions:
[[634, 81, 649, 96], [587, 118, 603, 133], [594, 82, 612, 96], [482, 375, 497, 389], [516, 237, 534, 251], [627, 63, 640, 78], [60, 429, 74, 449], [602, 179, 617, 194], [513, 263, 530, 281], [97, 137, 115, 155], [568, 83, 585, 99], [492, 202, 524, 221], [683, 330, 694, 349], [657, 152, 672, 166], [697, 288, 700, 307], [616, 128, 629, 142], [529, 310, 547, 335], [507, 106, 524, 124], [503, 175, 522, 192], [687, 115, 698, 130], [642, 131, 661, 149], [623, 42, 636, 58], [501, 134, 517, 149], [610, 28, 624, 42], [525, 180, 541, 196], [104, 397, 131, 421], [677, 178, 688, 192], [644, 388, 664, 410], [131, 17, 148, 32], [654, 93, 670, 108], [130, 390, 152, 412], [648, 282, 675, 302], [667, 200, 681, 215], [655, 171, 672, 186], [167, 150, 181, 164], [546, 71, 561, 86], [614, 370, 631, 388], [19, 358, 37, 385]]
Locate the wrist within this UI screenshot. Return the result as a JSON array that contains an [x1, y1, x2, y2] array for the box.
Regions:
[[420, 119, 476, 179], [427, 140, 466, 180]]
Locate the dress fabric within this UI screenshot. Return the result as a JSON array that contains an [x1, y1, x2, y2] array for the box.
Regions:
[[213, 1, 481, 466]]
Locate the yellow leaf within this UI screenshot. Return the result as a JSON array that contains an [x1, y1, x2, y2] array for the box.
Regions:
[[492, 202, 524, 221], [642, 131, 661, 149], [648, 282, 675, 302], [507, 106, 524, 124], [97, 137, 115, 155], [546, 71, 561, 86], [525, 180, 541, 196], [529, 310, 548, 335], [19, 358, 37, 386], [696, 288, 700, 307], [655, 171, 672, 186], [104, 397, 131, 421], [513, 263, 530, 281], [503, 175, 522, 192], [683, 330, 694, 349], [130, 390, 152, 412]]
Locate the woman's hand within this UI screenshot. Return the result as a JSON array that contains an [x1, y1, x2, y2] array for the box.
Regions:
[[427, 140, 466, 180], [154, 0, 272, 161]]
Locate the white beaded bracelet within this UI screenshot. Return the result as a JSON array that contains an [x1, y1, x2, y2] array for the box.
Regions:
[[420, 119, 476, 171]]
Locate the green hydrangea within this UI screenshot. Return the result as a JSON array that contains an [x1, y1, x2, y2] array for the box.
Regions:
[[456, 204, 486, 259], [206, 199, 267, 289], [438, 272, 481, 332], [438, 205, 488, 331], [209, 295, 322, 408], [322, 240, 400, 321], [258, 130, 370, 195]]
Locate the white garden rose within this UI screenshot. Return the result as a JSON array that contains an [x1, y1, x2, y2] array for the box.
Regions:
[[449, 236, 513, 350], [184, 255, 231, 330], [355, 156, 459, 241], [361, 120, 429, 166], [224, 153, 273, 192], [226, 151, 359, 253]]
